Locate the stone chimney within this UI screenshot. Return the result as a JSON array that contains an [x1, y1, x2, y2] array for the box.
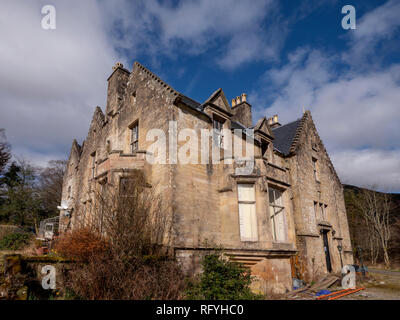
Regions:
[[268, 114, 281, 129], [231, 93, 252, 128], [106, 62, 130, 116]]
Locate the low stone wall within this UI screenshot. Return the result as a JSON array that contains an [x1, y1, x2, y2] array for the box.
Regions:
[[0, 253, 76, 300]]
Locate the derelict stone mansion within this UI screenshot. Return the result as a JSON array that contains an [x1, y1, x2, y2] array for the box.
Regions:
[[59, 61, 353, 294]]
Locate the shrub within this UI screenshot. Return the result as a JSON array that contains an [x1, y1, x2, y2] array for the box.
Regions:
[[185, 251, 263, 300], [53, 227, 109, 261], [0, 232, 31, 250], [56, 172, 186, 299]]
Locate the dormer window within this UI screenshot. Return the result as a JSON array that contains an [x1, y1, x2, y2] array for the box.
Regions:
[[212, 116, 224, 148], [261, 140, 269, 158]]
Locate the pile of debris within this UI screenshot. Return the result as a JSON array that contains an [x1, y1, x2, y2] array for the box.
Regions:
[[287, 274, 366, 300]]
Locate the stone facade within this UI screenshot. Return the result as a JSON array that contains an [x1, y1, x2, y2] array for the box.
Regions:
[[59, 61, 353, 294]]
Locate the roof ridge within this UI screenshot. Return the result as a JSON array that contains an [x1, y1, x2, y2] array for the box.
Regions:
[[289, 112, 309, 154], [272, 117, 302, 131], [133, 61, 179, 97]]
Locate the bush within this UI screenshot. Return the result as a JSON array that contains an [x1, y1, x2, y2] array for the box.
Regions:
[[0, 232, 31, 250], [54, 172, 186, 299], [53, 227, 108, 261], [185, 251, 263, 300]]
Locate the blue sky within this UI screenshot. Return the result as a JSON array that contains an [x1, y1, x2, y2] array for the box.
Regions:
[[0, 0, 399, 191]]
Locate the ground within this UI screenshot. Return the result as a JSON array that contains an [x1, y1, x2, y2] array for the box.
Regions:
[[339, 268, 400, 300]]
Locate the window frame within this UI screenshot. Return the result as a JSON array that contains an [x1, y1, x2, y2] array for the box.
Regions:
[[268, 187, 288, 242], [91, 152, 96, 179], [129, 121, 139, 153], [312, 157, 319, 182], [212, 116, 225, 148], [237, 183, 258, 242]]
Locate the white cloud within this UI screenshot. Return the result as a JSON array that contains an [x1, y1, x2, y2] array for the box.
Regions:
[[331, 149, 400, 191], [343, 0, 400, 66], [99, 0, 283, 70], [0, 1, 118, 165], [253, 47, 400, 191], [252, 1, 400, 193]]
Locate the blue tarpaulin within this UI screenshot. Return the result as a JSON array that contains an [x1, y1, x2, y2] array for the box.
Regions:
[[316, 290, 331, 296]]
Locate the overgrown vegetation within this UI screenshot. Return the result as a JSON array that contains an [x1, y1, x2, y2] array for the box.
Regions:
[[0, 232, 31, 250], [185, 251, 263, 300], [54, 171, 185, 300]]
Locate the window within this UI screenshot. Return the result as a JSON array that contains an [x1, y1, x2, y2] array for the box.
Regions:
[[314, 202, 328, 221], [119, 177, 136, 197], [269, 187, 287, 242], [130, 122, 139, 153], [312, 157, 319, 182], [314, 201, 318, 221], [82, 202, 87, 226], [261, 140, 269, 158], [320, 203, 327, 220], [213, 117, 224, 148], [91, 152, 96, 179], [237, 184, 258, 241]]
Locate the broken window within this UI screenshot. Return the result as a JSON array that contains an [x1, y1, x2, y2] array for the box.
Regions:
[[237, 184, 258, 242], [212, 117, 224, 148], [261, 140, 269, 158], [130, 122, 139, 153], [269, 187, 287, 242]]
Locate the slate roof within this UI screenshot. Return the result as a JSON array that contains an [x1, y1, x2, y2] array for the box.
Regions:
[[271, 118, 302, 155]]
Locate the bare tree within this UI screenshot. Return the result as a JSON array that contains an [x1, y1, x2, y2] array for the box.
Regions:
[[352, 186, 392, 268], [57, 170, 183, 300], [37, 160, 67, 216], [0, 128, 11, 175]]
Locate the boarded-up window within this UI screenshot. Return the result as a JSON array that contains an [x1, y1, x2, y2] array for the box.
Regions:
[[237, 184, 258, 241], [269, 187, 287, 242]]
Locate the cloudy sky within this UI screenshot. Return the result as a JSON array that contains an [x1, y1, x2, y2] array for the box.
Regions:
[[0, 0, 399, 191]]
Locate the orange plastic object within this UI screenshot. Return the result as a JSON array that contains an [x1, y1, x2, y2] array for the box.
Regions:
[[328, 287, 365, 300], [316, 288, 352, 300]]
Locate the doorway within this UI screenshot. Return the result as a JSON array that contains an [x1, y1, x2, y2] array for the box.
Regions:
[[322, 230, 332, 273]]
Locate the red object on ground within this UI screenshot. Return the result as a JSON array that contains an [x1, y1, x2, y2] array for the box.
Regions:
[[316, 288, 353, 300], [328, 287, 365, 300]]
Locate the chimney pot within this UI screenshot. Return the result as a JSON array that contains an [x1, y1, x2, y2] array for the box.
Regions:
[[232, 98, 236, 107], [112, 62, 123, 71], [236, 96, 241, 105], [273, 114, 278, 123], [241, 93, 247, 103]]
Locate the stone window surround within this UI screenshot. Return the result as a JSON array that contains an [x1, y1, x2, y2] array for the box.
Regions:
[[312, 156, 320, 182], [237, 182, 258, 242], [128, 119, 139, 153], [212, 113, 226, 148], [90, 151, 96, 179], [268, 185, 289, 243]]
